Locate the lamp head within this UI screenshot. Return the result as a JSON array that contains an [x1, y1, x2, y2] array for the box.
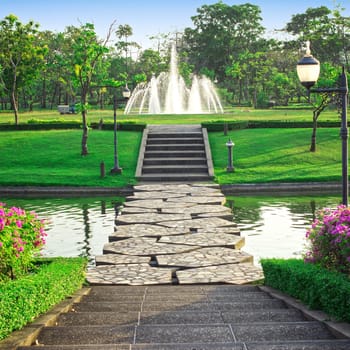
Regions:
[[296, 41, 320, 89]]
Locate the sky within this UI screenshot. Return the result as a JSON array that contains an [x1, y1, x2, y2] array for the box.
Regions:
[[0, 0, 349, 50]]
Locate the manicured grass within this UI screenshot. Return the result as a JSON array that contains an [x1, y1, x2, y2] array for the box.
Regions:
[[0, 107, 340, 125], [209, 128, 343, 184], [0, 129, 141, 187], [0, 127, 344, 187]]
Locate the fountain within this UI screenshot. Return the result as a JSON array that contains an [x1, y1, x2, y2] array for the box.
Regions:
[[124, 45, 223, 114]]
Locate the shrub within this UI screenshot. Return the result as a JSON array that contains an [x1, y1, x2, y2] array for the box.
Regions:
[[261, 258, 350, 322], [0, 203, 47, 280], [0, 257, 87, 340], [304, 205, 350, 275]]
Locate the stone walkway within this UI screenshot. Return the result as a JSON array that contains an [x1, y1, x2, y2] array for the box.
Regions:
[[86, 183, 264, 285]]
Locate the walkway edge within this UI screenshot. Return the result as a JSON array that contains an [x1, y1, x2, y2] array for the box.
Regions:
[[0, 287, 90, 350], [0, 182, 342, 197], [260, 285, 350, 339], [221, 182, 342, 195], [0, 186, 134, 197]]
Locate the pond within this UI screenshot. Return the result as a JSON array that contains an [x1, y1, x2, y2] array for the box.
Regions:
[[228, 195, 340, 264], [2, 194, 341, 265]]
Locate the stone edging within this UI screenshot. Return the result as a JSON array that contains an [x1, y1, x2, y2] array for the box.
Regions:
[[221, 182, 342, 195], [260, 285, 350, 339], [0, 182, 343, 197]]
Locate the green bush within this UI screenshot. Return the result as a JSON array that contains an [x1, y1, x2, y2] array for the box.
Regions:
[[202, 120, 340, 131], [0, 204, 47, 281], [305, 205, 350, 274], [0, 257, 87, 340], [261, 258, 350, 322], [0, 121, 146, 131]]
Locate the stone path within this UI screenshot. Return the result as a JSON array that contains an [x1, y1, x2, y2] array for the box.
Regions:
[[86, 183, 263, 285]]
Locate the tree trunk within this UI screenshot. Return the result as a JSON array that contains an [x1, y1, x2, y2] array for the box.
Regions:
[[81, 90, 89, 156], [81, 109, 89, 156], [41, 79, 47, 108], [11, 90, 19, 125], [310, 118, 317, 152]]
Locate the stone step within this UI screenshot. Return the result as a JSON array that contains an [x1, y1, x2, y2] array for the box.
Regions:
[[143, 157, 207, 165], [138, 173, 213, 182], [146, 144, 205, 151], [33, 322, 335, 346], [70, 299, 287, 313], [147, 137, 204, 144], [142, 165, 209, 174], [144, 150, 206, 158], [17, 340, 350, 350], [148, 132, 203, 138], [80, 291, 273, 302], [55, 308, 306, 327]]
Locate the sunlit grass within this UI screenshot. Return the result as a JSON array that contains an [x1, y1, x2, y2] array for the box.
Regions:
[[0, 127, 344, 187], [0, 106, 340, 125]]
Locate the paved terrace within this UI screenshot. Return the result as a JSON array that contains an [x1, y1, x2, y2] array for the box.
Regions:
[[87, 183, 263, 285]]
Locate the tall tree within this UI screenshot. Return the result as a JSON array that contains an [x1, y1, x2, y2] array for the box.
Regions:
[[285, 6, 350, 66], [66, 22, 114, 155], [183, 2, 265, 81], [0, 15, 46, 124]]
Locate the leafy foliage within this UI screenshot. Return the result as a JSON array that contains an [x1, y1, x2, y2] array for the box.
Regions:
[[0, 257, 87, 340], [304, 205, 350, 274], [261, 258, 350, 322], [0, 204, 46, 280]]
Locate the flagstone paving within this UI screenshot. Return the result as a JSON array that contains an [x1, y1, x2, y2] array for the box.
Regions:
[[87, 183, 264, 285]]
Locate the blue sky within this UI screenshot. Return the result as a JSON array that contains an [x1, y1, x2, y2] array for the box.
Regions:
[[0, 0, 349, 49]]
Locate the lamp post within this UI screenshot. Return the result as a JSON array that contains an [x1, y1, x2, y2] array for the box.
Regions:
[[297, 41, 349, 205], [110, 85, 131, 174], [226, 139, 235, 172]]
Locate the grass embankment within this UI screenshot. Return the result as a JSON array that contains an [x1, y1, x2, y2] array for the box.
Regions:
[[0, 257, 87, 340], [0, 127, 344, 187], [0, 129, 141, 187], [210, 128, 343, 184]]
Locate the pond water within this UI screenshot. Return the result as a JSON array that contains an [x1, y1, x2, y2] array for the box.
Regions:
[[2, 194, 341, 265], [228, 195, 340, 264]]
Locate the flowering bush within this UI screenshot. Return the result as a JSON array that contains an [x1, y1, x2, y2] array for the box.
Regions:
[[0, 202, 47, 280], [304, 205, 350, 275]]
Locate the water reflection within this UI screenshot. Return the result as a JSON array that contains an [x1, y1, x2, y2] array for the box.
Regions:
[[229, 195, 340, 264], [1, 194, 341, 266], [1, 197, 123, 264]]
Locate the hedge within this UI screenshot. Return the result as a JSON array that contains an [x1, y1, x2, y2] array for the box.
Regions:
[[0, 257, 87, 340], [261, 258, 350, 322], [0, 121, 146, 132], [202, 120, 340, 132]]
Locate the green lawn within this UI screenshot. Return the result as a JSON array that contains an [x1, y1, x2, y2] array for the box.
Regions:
[[0, 127, 344, 187], [210, 128, 342, 184], [0, 129, 141, 187], [0, 106, 340, 125]]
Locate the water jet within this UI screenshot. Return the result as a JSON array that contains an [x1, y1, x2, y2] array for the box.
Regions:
[[124, 45, 223, 114]]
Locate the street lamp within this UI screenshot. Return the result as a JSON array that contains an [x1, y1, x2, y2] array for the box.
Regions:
[[110, 85, 131, 174], [226, 139, 235, 172], [297, 41, 349, 205]]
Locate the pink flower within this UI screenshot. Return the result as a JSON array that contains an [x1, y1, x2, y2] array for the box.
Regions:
[[16, 220, 23, 228]]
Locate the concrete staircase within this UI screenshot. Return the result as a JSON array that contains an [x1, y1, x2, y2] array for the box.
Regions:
[[136, 124, 214, 182], [18, 285, 350, 349]]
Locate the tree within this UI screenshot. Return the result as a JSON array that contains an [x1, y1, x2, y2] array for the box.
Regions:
[[0, 15, 46, 123], [285, 6, 350, 66], [66, 22, 114, 156], [183, 2, 265, 81], [305, 63, 341, 152]]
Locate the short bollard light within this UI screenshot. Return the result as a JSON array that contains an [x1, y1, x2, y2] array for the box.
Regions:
[[226, 139, 235, 172]]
